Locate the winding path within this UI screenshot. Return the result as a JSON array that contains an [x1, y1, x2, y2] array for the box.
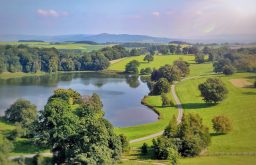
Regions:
[[129, 83, 183, 143]]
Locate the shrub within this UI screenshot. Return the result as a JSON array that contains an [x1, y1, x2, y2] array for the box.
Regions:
[[198, 78, 228, 103], [222, 65, 235, 75], [212, 116, 232, 134], [161, 93, 174, 107], [195, 54, 205, 64], [119, 134, 130, 153], [140, 67, 152, 75], [141, 143, 148, 155], [152, 137, 177, 160], [144, 54, 154, 63], [167, 147, 179, 165]]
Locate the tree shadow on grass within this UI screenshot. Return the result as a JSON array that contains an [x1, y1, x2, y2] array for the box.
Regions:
[[182, 103, 215, 109], [243, 92, 256, 95], [210, 133, 225, 137]]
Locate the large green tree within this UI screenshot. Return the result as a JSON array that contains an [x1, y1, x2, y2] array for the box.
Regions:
[[36, 89, 123, 164], [125, 60, 140, 74], [198, 78, 228, 103]]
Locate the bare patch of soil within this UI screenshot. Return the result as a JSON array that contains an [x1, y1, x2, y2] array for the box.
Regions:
[[229, 79, 253, 88]]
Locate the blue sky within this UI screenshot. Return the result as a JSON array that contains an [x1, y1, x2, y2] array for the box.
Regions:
[[0, 0, 255, 38]]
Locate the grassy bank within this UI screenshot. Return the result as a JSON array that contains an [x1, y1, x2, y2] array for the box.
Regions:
[[0, 72, 46, 79], [115, 93, 178, 140]]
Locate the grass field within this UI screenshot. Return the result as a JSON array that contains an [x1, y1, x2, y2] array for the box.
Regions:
[[176, 73, 256, 153], [108, 54, 195, 71], [0, 42, 111, 52]]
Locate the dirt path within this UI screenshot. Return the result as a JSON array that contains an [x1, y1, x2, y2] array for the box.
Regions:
[[129, 83, 183, 143], [171, 84, 183, 124]]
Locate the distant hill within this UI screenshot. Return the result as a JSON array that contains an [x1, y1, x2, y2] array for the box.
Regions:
[[18, 40, 45, 42], [0, 33, 173, 43]]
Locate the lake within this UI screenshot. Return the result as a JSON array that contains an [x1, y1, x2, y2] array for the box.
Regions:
[[0, 72, 158, 127]]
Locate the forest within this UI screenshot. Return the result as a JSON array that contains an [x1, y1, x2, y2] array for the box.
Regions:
[[0, 44, 255, 74]]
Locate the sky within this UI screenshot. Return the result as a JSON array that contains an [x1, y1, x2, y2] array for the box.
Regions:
[[0, 0, 256, 38]]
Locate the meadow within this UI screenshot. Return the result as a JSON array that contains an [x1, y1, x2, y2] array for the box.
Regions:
[[107, 54, 195, 71], [0, 42, 111, 52]]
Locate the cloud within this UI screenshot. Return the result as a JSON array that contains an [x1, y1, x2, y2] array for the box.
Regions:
[[37, 9, 69, 17], [152, 11, 160, 17]]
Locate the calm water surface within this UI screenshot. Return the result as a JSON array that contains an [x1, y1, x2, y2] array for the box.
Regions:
[[0, 72, 158, 127]]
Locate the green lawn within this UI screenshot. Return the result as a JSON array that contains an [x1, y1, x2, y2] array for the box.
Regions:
[[108, 55, 195, 72], [0, 72, 46, 79], [0, 42, 111, 52], [179, 156, 256, 165], [115, 94, 178, 140], [176, 73, 256, 153]]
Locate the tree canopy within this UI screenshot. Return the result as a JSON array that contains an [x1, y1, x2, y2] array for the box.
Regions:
[[36, 89, 123, 164], [198, 78, 228, 103]]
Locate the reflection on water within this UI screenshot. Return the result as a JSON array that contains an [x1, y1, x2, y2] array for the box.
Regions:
[[0, 72, 158, 127]]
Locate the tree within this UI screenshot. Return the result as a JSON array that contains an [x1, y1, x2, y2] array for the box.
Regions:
[[163, 115, 177, 138], [222, 65, 235, 75], [195, 54, 205, 64], [125, 60, 140, 74], [161, 93, 174, 107], [176, 113, 211, 157], [144, 54, 154, 63], [173, 59, 190, 77], [150, 78, 170, 95], [213, 58, 231, 73], [36, 89, 122, 164], [141, 143, 148, 155], [152, 136, 178, 161], [5, 99, 37, 124], [151, 65, 182, 83], [198, 78, 228, 103], [212, 116, 232, 134]]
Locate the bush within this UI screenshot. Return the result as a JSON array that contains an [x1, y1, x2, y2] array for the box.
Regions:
[[223, 65, 235, 75], [119, 134, 130, 153], [195, 54, 205, 64], [152, 137, 177, 160], [167, 147, 179, 165], [140, 67, 152, 75], [144, 54, 154, 63], [5, 99, 37, 124], [150, 78, 170, 95], [141, 143, 148, 155], [212, 116, 232, 134], [161, 93, 174, 107], [254, 80, 256, 88], [198, 78, 228, 103]]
